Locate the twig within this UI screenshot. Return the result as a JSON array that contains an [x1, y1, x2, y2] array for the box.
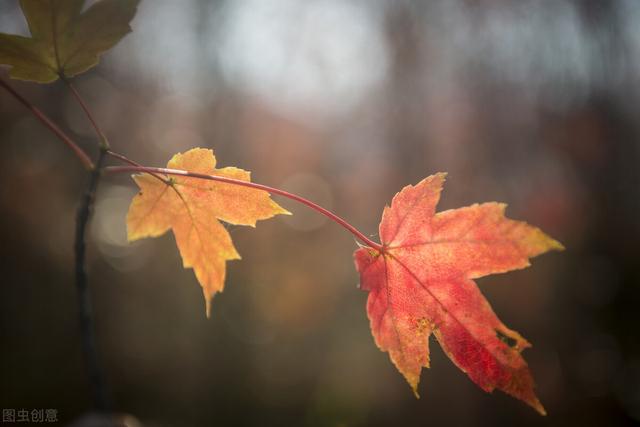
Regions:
[[106, 150, 169, 184], [0, 77, 93, 169], [106, 164, 383, 251]]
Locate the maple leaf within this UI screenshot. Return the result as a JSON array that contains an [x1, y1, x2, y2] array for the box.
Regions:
[[0, 0, 138, 83], [354, 173, 563, 414], [127, 148, 289, 316]]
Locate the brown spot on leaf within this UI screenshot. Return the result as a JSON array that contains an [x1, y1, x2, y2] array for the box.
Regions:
[[496, 329, 518, 348], [416, 317, 430, 335]]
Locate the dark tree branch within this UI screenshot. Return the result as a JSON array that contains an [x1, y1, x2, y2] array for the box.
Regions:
[[74, 148, 110, 412]]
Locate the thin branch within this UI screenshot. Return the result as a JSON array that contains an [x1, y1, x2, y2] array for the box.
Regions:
[[106, 164, 383, 251], [0, 77, 94, 169], [61, 77, 109, 149], [106, 150, 169, 184]]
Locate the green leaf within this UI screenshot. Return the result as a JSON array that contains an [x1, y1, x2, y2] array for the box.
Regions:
[[0, 0, 139, 83]]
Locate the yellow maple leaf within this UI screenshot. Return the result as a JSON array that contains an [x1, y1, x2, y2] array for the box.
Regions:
[[127, 148, 289, 316]]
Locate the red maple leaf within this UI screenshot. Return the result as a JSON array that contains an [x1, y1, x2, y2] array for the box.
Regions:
[[354, 173, 563, 414]]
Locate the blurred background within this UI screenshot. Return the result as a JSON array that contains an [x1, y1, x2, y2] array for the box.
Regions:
[[1, 0, 639, 426]]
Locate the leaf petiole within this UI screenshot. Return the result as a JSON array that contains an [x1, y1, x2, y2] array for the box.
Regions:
[[61, 76, 110, 150]]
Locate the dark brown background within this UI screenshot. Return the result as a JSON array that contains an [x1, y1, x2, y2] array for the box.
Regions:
[[1, 1, 638, 426]]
